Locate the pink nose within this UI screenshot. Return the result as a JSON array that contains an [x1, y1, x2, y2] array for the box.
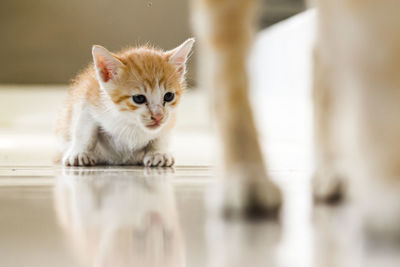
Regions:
[[151, 114, 163, 122]]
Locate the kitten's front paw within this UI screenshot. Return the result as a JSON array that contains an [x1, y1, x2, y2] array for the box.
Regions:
[[143, 152, 175, 167], [63, 150, 97, 166]]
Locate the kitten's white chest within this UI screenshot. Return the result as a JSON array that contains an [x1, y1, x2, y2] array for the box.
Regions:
[[95, 113, 157, 163], [104, 119, 154, 147]]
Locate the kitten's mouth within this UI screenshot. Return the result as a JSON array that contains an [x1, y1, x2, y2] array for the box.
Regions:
[[146, 121, 162, 129]]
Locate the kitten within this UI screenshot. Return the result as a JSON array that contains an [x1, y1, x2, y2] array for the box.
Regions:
[[56, 39, 194, 167], [191, 0, 282, 217]]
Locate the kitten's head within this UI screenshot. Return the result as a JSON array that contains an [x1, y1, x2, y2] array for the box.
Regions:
[[92, 38, 194, 132]]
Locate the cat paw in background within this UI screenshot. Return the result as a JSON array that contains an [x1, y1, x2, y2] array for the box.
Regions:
[[209, 166, 282, 219], [312, 168, 345, 204]]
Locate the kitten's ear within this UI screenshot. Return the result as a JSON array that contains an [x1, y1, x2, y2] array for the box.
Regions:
[[167, 38, 195, 75], [92, 45, 124, 83]]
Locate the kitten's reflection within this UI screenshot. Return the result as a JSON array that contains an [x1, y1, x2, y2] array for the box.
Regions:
[[53, 168, 185, 267]]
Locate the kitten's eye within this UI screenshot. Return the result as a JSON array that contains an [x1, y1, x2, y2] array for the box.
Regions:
[[164, 92, 175, 102], [132, 94, 147, 104]]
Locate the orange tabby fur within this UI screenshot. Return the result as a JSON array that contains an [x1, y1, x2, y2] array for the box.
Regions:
[[57, 47, 182, 140], [192, 0, 282, 217]]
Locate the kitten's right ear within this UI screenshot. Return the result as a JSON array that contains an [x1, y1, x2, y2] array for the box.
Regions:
[[92, 45, 124, 83], [168, 38, 195, 76]]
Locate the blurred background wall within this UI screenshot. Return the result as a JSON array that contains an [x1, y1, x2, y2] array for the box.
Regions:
[[0, 0, 304, 85]]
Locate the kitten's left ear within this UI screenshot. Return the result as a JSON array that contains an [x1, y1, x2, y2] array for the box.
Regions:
[[167, 38, 195, 75]]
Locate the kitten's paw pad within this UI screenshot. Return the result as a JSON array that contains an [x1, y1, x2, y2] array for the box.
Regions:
[[63, 151, 97, 166], [143, 152, 175, 167], [312, 169, 344, 203]]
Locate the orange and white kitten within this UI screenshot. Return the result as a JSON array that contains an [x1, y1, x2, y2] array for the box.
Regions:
[[56, 39, 194, 167]]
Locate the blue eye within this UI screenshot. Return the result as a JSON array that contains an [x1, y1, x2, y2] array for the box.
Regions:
[[132, 95, 146, 104], [164, 92, 175, 102]]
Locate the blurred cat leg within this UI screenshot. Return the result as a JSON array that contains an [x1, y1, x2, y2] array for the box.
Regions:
[[354, 62, 400, 238], [192, 0, 282, 218], [312, 49, 344, 203]]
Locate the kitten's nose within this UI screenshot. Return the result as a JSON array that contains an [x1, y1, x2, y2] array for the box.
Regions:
[[151, 114, 163, 122]]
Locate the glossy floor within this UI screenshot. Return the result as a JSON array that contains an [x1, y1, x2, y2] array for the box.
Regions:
[[1, 163, 400, 267]]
